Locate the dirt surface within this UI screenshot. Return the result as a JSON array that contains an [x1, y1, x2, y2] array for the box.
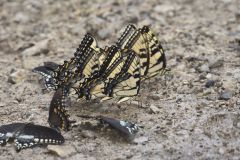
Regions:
[[0, 0, 240, 159]]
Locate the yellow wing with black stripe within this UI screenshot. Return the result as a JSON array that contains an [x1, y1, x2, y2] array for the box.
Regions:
[[116, 25, 169, 80], [102, 49, 141, 103], [63, 33, 104, 96], [141, 26, 169, 79], [117, 25, 150, 77], [74, 45, 123, 100]]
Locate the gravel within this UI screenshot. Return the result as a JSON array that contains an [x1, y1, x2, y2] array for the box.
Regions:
[[219, 90, 233, 101]]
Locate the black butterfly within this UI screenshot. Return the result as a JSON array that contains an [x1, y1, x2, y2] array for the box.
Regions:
[[100, 117, 139, 136], [48, 88, 72, 131], [78, 115, 139, 136], [0, 123, 64, 151]]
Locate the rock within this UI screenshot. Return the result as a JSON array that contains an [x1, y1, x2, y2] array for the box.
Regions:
[[148, 94, 161, 101], [80, 130, 96, 139], [154, 4, 175, 13], [199, 74, 206, 80], [222, 80, 236, 92], [205, 80, 215, 88], [0, 103, 5, 107], [67, 154, 91, 160], [209, 58, 224, 69], [133, 136, 149, 145], [219, 90, 232, 100], [205, 73, 219, 81], [149, 105, 160, 114], [21, 39, 51, 56], [14, 12, 30, 23], [235, 121, 240, 129], [218, 148, 225, 154], [47, 145, 76, 158], [199, 64, 210, 72], [8, 69, 27, 84]]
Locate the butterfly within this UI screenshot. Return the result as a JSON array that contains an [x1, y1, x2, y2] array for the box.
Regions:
[[78, 115, 139, 136], [48, 88, 73, 131], [116, 24, 169, 80], [100, 117, 139, 136], [0, 123, 64, 151]]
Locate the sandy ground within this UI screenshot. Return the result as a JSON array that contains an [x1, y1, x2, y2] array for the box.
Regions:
[[0, 0, 240, 159]]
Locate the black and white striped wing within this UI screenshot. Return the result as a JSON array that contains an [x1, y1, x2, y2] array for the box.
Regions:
[[116, 24, 137, 48], [100, 117, 139, 136], [0, 123, 25, 146], [15, 123, 64, 151], [77, 115, 139, 136], [0, 123, 64, 151]]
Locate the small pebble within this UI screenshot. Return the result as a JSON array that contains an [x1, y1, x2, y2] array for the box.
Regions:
[[0, 103, 6, 107], [199, 64, 210, 73], [209, 58, 224, 69], [133, 136, 149, 144], [14, 12, 29, 23], [205, 80, 215, 88], [154, 4, 176, 13], [48, 145, 76, 158], [8, 69, 27, 84], [149, 105, 160, 114], [219, 90, 232, 100], [148, 94, 161, 101], [218, 148, 225, 154], [80, 130, 96, 139]]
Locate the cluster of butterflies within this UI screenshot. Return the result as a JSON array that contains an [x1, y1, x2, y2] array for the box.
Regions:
[[34, 24, 169, 131], [0, 24, 169, 151]]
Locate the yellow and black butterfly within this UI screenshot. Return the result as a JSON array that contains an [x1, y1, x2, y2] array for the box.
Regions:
[[116, 24, 169, 80]]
